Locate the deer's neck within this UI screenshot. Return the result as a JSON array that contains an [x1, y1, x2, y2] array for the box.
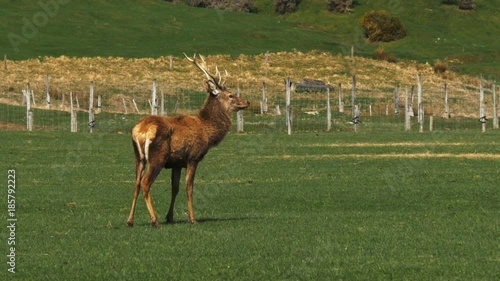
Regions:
[[198, 97, 231, 145]]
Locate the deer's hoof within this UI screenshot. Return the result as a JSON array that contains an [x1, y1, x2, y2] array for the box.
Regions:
[[151, 220, 161, 228], [127, 221, 134, 227], [189, 219, 198, 225], [165, 215, 174, 224]]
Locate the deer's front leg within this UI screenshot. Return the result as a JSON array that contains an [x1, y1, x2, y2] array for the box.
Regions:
[[186, 163, 198, 224]]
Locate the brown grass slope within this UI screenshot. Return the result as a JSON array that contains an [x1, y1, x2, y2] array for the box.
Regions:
[[1, 52, 494, 117]]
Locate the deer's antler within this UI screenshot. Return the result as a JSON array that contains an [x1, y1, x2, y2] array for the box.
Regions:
[[184, 53, 224, 88]]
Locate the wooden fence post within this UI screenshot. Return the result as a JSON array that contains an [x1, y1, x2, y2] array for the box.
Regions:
[[169, 55, 173, 70], [31, 89, 36, 106], [122, 97, 128, 114], [70, 92, 77, 132], [237, 85, 244, 133], [97, 95, 102, 113], [75, 95, 80, 111], [151, 79, 158, 115], [161, 90, 166, 116], [27, 111, 33, 131], [285, 78, 292, 135], [287, 107, 293, 135], [338, 83, 344, 113], [352, 75, 359, 132], [3, 54, 7, 70], [261, 81, 268, 114], [25, 83, 33, 131], [394, 85, 400, 115], [405, 87, 411, 131], [61, 93, 65, 111], [353, 105, 360, 132], [132, 99, 140, 114], [417, 74, 424, 132], [89, 81, 95, 133], [45, 73, 50, 109], [479, 74, 486, 132], [408, 85, 415, 117], [443, 83, 450, 119], [493, 81, 498, 129], [326, 87, 332, 131]]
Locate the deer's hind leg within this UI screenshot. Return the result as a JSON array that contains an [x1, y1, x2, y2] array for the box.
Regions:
[[140, 162, 163, 228], [166, 167, 182, 223], [127, 140, 146, 227]]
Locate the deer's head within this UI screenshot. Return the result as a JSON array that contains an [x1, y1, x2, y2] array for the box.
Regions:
[[184, 53, 250, 113]]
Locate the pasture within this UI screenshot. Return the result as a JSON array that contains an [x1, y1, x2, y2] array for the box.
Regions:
[[1, 129, 499, 280]]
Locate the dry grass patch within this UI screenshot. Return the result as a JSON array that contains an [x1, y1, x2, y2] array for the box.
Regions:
[[0, 121, 25, 130], [1, 51, 489, 116]]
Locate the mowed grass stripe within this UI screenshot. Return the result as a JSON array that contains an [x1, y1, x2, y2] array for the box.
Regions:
[[262, 153, 500, 160], [307, 142, 479, 148]]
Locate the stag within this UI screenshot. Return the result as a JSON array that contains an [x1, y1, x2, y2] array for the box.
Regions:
[[127, 54, 250, 227]]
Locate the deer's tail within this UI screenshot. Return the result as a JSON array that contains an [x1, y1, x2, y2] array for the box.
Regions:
[[132, 124, 158, 163]]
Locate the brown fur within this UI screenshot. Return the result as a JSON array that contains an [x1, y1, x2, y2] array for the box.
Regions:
[[127, 57, 249, 227]]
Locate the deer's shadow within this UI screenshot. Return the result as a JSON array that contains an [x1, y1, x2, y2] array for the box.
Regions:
[[170, 216, 261, 225]]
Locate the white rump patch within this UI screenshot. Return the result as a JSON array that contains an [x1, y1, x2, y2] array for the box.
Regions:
[[144, 138, 151, 162], [135, 139, 144, 160]]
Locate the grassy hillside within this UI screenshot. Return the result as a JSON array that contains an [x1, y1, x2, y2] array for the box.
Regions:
[[1, 0, 498, 77], [1, 1, 332, 58], [255, 0, 499, 77]]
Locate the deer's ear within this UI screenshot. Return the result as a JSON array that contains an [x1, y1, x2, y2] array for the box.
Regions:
[[205, 80, 221, 96]]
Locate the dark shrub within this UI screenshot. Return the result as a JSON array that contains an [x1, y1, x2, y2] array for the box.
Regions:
[[459, 0, 476, 10], [441, 0, 456, 5], [275, 0, 300, 15], [190, 0, 257, 13], [433, 60, 448, 74], [374, 48, 396, 63], [327, 0, 355, 13], [190, 0, 210, 7], [359, 10, 406, 42]]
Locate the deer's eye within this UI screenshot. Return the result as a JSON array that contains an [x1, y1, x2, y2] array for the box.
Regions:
[[228, 95, 234, 99]]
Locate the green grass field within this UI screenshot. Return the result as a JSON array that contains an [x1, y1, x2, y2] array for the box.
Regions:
[[1, 129, 499, 280]]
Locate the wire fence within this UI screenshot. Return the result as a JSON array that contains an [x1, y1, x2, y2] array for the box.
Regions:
[[1, 53, 498, 134], [1, 74, 498, 134]]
